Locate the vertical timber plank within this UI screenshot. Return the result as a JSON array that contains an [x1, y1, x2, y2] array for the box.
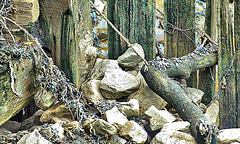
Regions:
[[218, 0, 237, 129], [164, 0, 196, 88], [199, 0, 218, 105], [235, 0, 240, 128], [107, 0, 155, 60]]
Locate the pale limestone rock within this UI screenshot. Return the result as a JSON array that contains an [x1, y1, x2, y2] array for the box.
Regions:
[[186, 87, 204, 104], [120, 99, 140, 118], [104, 107, 128, 129], [81, 80, 105, 101], [92, 119, 117, 136], [161, 121, 190, 133], [151, 130, 197, 144], [145, 105, 176, 131], [17, 129, 51, 144], [204, 101, 219, 125], [120, 121, 147, 144], [217, 128, 240, 144], [117, 44, 145, 68], [90, 59, 121, 80], [128, 86, 167, 114], [100, 69, 140, 99]]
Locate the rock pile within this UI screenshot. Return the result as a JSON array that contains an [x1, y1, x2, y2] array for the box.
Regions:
[[0, 44, 238, 144]]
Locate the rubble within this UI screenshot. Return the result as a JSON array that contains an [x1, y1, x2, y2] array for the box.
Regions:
[[92, 119, 117, 136], [217, 128, 240, 144], [104, 106, 128, 129], [100, 69, 140, 99], [120, 121, 148, 144], [128, 86, 167, 114], [145, 105, 176, 131], [120, 99, 140, 118]]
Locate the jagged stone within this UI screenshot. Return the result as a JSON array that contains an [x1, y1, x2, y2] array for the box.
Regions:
[[92, 119, 117, 136], [20, 110, 44, 130], [100, 69, 140, 99], [161, 121, 190, 133], [204, 101, 219, 125], [104, 106, 128, 130], [145, 105, 176, 131], [82, 80, 105, 101], [17, 129, 51, 144], [128, 86, 167, 114], [120, 99, 140, 118], [120, 121, 147, 144], [90, 59, 121, 80], [151, 130, 197, 144], [217, 128, 240, 144], [117, 44, 145, 68], [186, 87, 204, 104]]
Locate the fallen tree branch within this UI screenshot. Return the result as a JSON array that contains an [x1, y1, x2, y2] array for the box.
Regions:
[[149, 44, 218, 79], [141, 65, 218, 144]]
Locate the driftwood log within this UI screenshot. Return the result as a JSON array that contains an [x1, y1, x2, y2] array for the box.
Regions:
[[141, 44, 218, 144]]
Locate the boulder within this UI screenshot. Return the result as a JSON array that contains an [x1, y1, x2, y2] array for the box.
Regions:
[[81, 80, 105, 101], [204, 101, 219, 125], [217, 128, 240, 144], [20, 110, 44, 130], [128, 86, 167, 114], [104, 107, 128, 129], [92, 119, 117, 136], [151, 130, 197, 144], [120, 99, 140, 118], [161, 121, 190, 133], [117, 44, 145, 68], [17, 129, 51, 144], [186, 87, 204, 104], [90, 59, 121, 80], [145, 105, 176, 131], [100, 69, 140, 99], [120, 121, 147, 144]]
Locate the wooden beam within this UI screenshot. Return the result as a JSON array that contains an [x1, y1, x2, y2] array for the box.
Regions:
[[0, 58, 37, 126]]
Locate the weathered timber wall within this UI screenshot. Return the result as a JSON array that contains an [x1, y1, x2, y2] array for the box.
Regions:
[[199, 0, 218, 104], [218, 0, 237, 129], [235, 0, 240, 128], [164, 0, 197, 88], [107, 0, 155, 60], [38, 0, 94, 89]]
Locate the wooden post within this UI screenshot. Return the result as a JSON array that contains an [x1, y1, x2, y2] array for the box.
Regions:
[[218, 0, 237, 129], [235, 0, 240, 128], [38, 0, 94, 89], [199, 0, 218, 105], [164, 0, 197, 88], [107, 0, 155, 60]]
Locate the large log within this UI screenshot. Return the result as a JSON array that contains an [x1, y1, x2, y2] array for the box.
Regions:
[[141, 65, 218, 144], [0, 58, 37, 126]]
